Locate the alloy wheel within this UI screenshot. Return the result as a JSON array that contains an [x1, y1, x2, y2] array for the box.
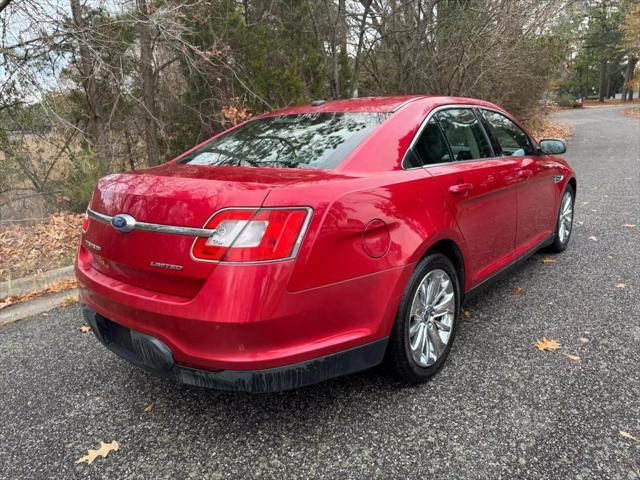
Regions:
[[408, 269, 455, 367], [558, 191, 573, 244]]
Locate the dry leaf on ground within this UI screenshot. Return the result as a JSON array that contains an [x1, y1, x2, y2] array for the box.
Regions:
[[75, 440, 119, 465], [144, 402, 155, 413], [525, 116, 574, 141], [463, 309, 474, 318], [622, 224, 636, 229], [588, 236, 599, 241], [541, 256, 557, 264], [564, 354, 581, 361], [619, 431, 638, 442], [579, 337, 589, 343], [534, 337, 561, 351], [80, 324, 91, 333], [615, 283, 626, 289], [512, 287, 525, 296]]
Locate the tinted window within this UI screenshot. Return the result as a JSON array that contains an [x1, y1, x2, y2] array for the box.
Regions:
[[409, 118, 452, 167], [436, 109, 492, 161], [482, 110, 534, 156], [179, 112, 388, 170]]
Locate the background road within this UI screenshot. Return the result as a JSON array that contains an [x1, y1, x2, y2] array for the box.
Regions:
[[1, 106, 639, 480]]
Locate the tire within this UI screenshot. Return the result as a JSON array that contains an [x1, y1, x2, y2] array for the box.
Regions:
[[547, 184, 575, 253], [387, 253, 461, 384]]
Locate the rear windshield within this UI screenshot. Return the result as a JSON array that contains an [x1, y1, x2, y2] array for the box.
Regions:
[[178, 112, 388, 169]]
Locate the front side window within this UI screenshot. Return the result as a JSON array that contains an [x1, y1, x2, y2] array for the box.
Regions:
[[436, 109, 493, 161], [179, 112, 388, 170], [482, 110, 534, 156]]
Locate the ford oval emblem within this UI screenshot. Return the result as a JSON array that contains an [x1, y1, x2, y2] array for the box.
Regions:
[[111, 214, 136, 233]]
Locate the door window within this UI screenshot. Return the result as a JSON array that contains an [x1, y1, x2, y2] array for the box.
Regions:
[[436, 109, 493, 161], [481, 110, 534, 156], [406, 118, 452, 167]]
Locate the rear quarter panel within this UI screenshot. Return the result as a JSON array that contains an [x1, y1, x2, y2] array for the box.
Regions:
[[264, 169, 466, 292]]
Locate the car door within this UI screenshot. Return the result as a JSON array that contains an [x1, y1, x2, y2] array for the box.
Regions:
[[409, 107, 520, 287], [479, 109, 558, 251]]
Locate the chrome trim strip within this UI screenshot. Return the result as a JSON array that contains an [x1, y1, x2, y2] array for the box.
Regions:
[[87, 208, 217, 237], [390, 96, 424, 113], [401, 104, 537, 170]]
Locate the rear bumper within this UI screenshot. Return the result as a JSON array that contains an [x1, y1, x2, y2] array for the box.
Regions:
[[83, 306, 388, 393], [76, 248, 410, 372]]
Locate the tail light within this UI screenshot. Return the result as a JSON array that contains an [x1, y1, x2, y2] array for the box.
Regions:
[[82, 211, 90, 232], [192, 208, 312, 263]]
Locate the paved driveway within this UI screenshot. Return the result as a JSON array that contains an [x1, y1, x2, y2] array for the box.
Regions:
[[1, 106, 639, 479]]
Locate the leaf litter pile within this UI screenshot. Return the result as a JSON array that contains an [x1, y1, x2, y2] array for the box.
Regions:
[[0, 213, 83, 282], [0, 278, 78, 310]]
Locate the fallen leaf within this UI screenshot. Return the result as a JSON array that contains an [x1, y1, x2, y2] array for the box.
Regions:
[[75, 440, 119, 465], [512, 287, 525, 296], [619, 431, 638, 442], [463, 309, 474, 318], [541, 256, 557, 264], [534, 337, 561, 351], [615, 283, 626, 289], [564, 353, 581, 361], [80, 324, 91, 333], [588, 236, 599, 241], [144, 402, 154, 413], [579, 337, 589, 343], [622, 224, 636, 229]]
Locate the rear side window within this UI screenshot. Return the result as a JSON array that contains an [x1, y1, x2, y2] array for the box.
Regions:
[[409, 118, 452, 167], [179, 112, 388, 170], [482, 110, 534, 156], [436, 109, 493, 161]]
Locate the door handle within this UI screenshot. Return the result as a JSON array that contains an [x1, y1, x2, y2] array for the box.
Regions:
[[518, 169, 533, 179], [448, 183, 474, 195]]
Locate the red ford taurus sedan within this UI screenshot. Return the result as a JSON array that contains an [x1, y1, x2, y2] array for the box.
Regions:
[[77, 96, 576, 392]]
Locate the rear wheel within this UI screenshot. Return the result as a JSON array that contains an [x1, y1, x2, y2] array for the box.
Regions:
[[547, 185, 575, 253], [387, 253, 460, 384]]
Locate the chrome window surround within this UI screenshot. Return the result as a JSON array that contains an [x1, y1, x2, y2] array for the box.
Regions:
[[401, 104, 538, 171], [390, 96, 424, 113]]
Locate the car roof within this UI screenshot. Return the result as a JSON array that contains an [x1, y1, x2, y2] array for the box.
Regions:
[[266, 95, 503, 115]]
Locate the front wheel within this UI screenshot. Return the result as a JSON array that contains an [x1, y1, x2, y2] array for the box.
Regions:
[[387, 253, 461, 384], [547, 185, 575, 253]]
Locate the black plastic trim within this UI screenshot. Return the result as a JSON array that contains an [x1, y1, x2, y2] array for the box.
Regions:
[[82, 306, 388, 393], [463, 234, 554, 302]]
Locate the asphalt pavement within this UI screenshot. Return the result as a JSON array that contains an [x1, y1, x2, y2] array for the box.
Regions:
[[1, 105, 639, 479]]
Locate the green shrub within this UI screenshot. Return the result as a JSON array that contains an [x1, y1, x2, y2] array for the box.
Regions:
[[62, 149, 102, 213], [556, 93, 577, 108]]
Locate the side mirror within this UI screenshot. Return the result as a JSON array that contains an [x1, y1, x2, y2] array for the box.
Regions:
[[539, 139, 567, 155]]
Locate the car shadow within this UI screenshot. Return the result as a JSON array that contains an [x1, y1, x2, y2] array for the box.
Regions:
[[122, 252, 545, 423]]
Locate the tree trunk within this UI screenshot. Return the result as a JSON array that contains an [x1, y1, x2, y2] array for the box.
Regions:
[[136, 0, 161, 167], [69, 0, 110, 173], [598, 58, 608, 102], [350, 0, 372, 98], [622, 56, 638, 101]]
